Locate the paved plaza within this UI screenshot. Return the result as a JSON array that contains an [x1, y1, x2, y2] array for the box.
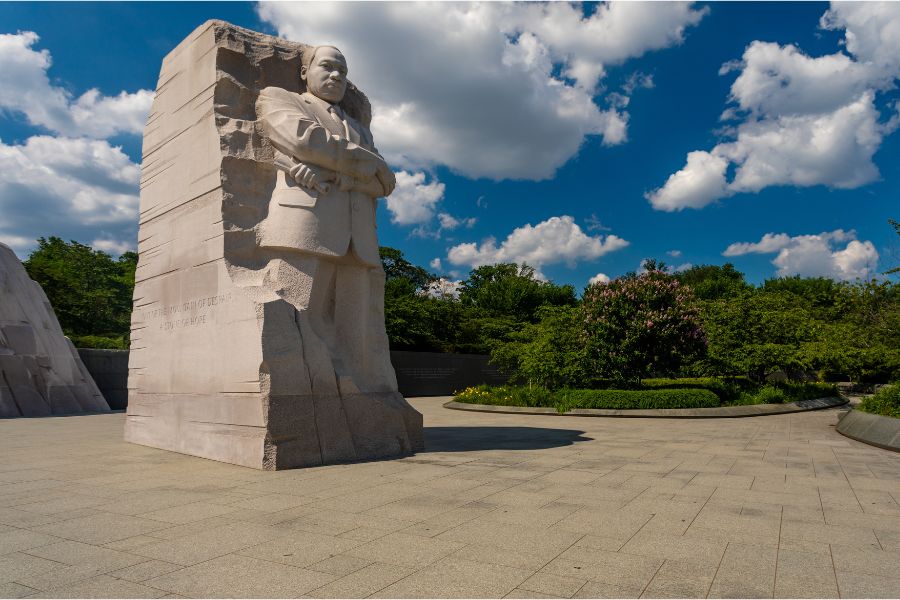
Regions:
[[1, 398, 899, 599]]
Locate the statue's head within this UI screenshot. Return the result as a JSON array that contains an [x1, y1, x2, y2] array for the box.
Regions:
[[300, 45, 347, 104]]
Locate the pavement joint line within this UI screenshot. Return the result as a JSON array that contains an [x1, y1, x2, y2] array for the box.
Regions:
[[873, 528, 885, 552], [828, 543, 841, 599], [772, 505, 783, 599], [638, 555, 667, 599], [705, 541, 729, 599]]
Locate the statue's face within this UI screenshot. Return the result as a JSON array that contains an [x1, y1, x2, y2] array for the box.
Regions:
[[302, 47, 348, 104]]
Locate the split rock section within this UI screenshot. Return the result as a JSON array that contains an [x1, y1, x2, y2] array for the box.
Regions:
[[0, 243, 109, 417]]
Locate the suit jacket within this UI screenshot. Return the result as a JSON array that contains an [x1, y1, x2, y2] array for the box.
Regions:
[[256, 87, 386, 267]]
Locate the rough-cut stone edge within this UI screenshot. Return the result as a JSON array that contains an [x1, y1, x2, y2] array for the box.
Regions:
[[836, 409, 900, 452], [443, 395, 847, 419]]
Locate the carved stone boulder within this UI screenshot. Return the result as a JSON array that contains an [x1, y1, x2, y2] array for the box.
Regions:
[[124, 20, 423, 469], [0, 243, 109, 417]]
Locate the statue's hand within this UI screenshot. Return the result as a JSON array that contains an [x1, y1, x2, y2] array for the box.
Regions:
[[289, 162, 331, 194]]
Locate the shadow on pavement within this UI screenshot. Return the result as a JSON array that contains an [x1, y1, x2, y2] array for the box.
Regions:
[[423, 426, 592, 452]]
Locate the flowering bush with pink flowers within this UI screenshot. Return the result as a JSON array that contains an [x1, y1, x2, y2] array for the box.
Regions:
[[582, 266, 707, 385]]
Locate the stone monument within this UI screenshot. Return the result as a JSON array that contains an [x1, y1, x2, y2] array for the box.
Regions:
[[0, 243, 109, 417], [124, 20, 424, 469]]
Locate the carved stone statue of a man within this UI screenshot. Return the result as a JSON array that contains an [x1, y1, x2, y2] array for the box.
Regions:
[[256, 45, 397, 398]]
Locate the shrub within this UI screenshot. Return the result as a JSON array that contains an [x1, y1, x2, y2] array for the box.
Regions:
[[69, 334, 129, 350], [858, 384, 900, 419], [454, 385, 553, 408], [731, 382, 838, 405], [555, 388, 719, 411], [454, 385, 719, 413], [641, 377, 753, 401], [582, 266, 707, 385]]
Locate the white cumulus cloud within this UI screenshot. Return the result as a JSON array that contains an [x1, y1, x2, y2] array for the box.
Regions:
[[384, 170, 445, 226], [723, 229, 878, 281], [0, 31, 153, 138], [0, 136, 140, 257], [646, 150, 728, 211], [647, 2, 900, 211], [589, 272, 611, 285], [446, 215, 629, 277], [258, 1, 707, 180]]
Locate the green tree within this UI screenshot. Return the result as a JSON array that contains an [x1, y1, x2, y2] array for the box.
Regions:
[[676, 263, 751, 300], [582, 266, 706, 384], [491, 305, 589, 390], [885, 219, 899, 276], [23, 237, 136, 348], [459, 263, 576, 323], [379, 246, 434, 290]]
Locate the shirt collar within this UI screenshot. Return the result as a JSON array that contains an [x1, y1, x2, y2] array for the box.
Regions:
[[303, 91, 342, 116]]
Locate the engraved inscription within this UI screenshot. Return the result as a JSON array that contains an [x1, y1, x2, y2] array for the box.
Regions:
[[147, 293, 232, 331]]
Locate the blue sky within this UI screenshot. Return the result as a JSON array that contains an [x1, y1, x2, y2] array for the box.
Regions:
[[1, 2, 898, 289]]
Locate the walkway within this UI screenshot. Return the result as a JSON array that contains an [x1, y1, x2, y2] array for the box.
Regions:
[[1, 398, 899, 598]]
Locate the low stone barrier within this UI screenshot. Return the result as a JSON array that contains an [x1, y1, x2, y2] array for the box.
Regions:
[[76, 349, 508, 408], [444, 396, 847, 418], [76, 349, 129, 410], [836, 409, 900, 452]]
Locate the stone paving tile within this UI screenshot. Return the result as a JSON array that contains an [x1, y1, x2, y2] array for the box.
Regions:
[[479, 502, 581, 528], [283, 509, 414, 537], [9, 494, 112, 515], [0, 507, 65, 528], [221, 493, 311, 513], [306, 554, 371, 577], [24, 574, 167, 598], [540, 544, 667, 588], [449, 543, 549, 571], [834, 571, 900, 599], [0, 528, 61, 553], [619, 530, 728, 566], [137, 502, 243, 525], [0, 581, 38, 598], [518, 572, 587, 598], [307, 561, 416, 598], [371, 556, 531, 599], [343, 531, 465, 568], [773, 544, 838, 598], [437, 518, 583, 560], [129, 521, 288, 566], [0, 552, 67, 584], [708, 542, 777, 598], [106, 560, 183, 583], [237, 530, 362, 569], [831, 543, 900, 579], [572, 579, 644, 598], [33, 512, 171, 545], [780, 518, 881, 547], [504, 588, 556, 598], [400, 501, 496, 538], [144, 554, 334, 598], [22, 540, 146, 572], [555, 507, 653, 540], [640, 559, 718, 598], [337, 526, 395, 542]]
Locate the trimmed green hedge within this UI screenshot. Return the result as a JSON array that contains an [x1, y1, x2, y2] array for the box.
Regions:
[[556, 388, 719, 411], [858, 384, 900, 419], [455, 381, 839, 413], [454, 385, 719, 413]]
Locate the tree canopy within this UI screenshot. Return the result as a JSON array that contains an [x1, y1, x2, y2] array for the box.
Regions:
[[23, 237, 136, 349]]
